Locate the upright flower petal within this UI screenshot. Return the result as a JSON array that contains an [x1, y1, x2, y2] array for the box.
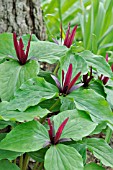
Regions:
[[64, 23, 70, 47], [111, 64, 113, 72], [62, 70, 65, 87], [18, 38, 26, 64], [13, 32, 31, 65], [13, 32, 20, 60], [67, 72, 81, 92], [106, 53, 108, 62], [67, 25, 77, 48], [48, 119, 55, 143], [25, 35, 31, 58], [63, 64, 72, 88], [54, 117, 69, 144]]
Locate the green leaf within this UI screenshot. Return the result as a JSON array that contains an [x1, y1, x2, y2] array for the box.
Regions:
[[79, 50, 112, 77], [29, 41, 68, 64], [0, 120, 15, 129], [0, 60, 39, 101], [84, 138, 113, 167], [44, 144, 84, 170], [0, 150, 22, 161], [0, 102, 49, 122], [0, 160, 20, 170], [84, 163, 105, 170], [8, 77, 59, 111], [0, 120, 49, 152], [0, 33, 16, 59], [68, 89, 113, 125], [0, 134, 22, 161], [90, 121, 107, 135], [53, 109, 97, 141], [104, 86, 113, 109], [60, 97, 76, 111], [59, 51, 88, 81], [89, 80, 106, 98], [69, 143, 86, 165]]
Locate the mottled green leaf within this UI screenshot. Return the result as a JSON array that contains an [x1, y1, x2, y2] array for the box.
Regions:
[[29, 41, 68, 64], [84, 163, 105, 170], [0, 60, 39, 101], [8, 77, 59, 111], [44, 144, 84, 170], [53, 109, 97, 141], [0, 120, 49, 152], [0, 160, 20, 170], [84, 138, 113, 167], [0, 102, 49, 122], [79, 50, 112, 77], [69, 89, 113, 125]]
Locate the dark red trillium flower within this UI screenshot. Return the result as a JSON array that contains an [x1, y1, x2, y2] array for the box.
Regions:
[[47, 117, 69, 145], [53, 23, 77, 48], [13, 32, 31, 65], [99, 54, 113, 85], [82, 67, 93, 87], [63, 23, 77, 48], [51, 64, 82, 95]]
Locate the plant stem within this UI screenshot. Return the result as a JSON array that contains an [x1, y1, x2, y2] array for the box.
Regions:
[[22, 154, 30, 170], [38, 162, 44, 170], [105, 126, 112, 144], [19, 155, 23, 170], [53, 62, 60, 76], [49, 98, 60, 111], [33, 162, 39, 170], [57, 0, 62, 25], [13, 158, 16, 164]]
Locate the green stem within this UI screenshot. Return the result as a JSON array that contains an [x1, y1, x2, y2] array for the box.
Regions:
[[49, 98, 60, 111], [38, 162, 44, 170], [13, 158, 16, 164], [53, 62, 60, 76], [57, 0, 62, 24], [22, 154, 30, 170], [105, 126, 112, 144], [40, 98, 60, 124], [19, 155, 23, 170], [33, 162, 39, 170]]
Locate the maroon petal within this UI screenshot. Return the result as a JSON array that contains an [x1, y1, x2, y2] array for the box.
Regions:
[[111, 64, 113, 72], [18, 38, 26, 64], [68, 83, 83, 93], [106, 53, 108, 62], [99, 74, 103, 80], [13, 32, 20, 60], [51, 75, 62, 91], [63, 64, 72, 88], [102, 77, 109, 85], [67, 72, 81, 92], [64, 23, 70, 47], [48, 118, 54, 142], [83, 74, 88, 82], [25, 34, 31, 59], [62, 70, 64, 87], [67, 25, 77, 48], [54, 117, 69, 144]]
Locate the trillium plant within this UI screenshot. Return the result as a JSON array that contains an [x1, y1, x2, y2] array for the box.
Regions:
[[13, 32, 31, 65], [0, 23, 113, 170]]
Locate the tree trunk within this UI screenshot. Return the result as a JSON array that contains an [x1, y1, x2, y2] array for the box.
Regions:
[[0, 0, 46, 40]]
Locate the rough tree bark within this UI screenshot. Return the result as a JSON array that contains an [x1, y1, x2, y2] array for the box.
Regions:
[[0, 0, 46, 40]]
